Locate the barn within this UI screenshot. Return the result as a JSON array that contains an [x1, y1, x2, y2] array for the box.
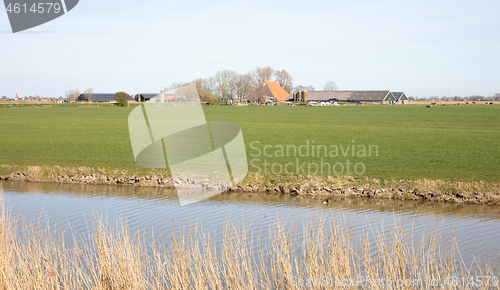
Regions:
[[303, 90, 396, 104]]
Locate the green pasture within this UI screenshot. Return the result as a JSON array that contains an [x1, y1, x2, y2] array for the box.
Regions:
[[0, 103, 498, 182]]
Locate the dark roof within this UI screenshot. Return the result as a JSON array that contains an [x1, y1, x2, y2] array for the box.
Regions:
[[136, 93, 158, 99], [134, 93, 158, 102], [80, 93, 134, 102], [350, 91, 394, 101], [306, 91, 354, 101], [247, 84, 272, 101], [305, 91, 394, 102], [392, 92, 403, 99], [392, 92, 408, 100]]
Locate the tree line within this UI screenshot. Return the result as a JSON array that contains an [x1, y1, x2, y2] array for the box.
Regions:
[[3, 66, 340, 103], [166, 66, 339, 104], [167, 67, 293, 104], [417, 94, 500, 101]]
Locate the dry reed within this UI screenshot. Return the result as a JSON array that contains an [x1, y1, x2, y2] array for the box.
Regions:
[[0, 193, 498, 289]]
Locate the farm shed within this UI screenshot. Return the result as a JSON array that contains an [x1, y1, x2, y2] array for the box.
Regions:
[[350, 91, 395, 104], [304, 91, 396, 104], [305, 91, 354, 102]]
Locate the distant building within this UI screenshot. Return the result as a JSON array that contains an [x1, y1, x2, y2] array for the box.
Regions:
[[134, 93, 158, 102], [78, 93, 134, 103], [246, 81, 290, 103], [392, 92, 408, 105], [291, 90, 397, 104]]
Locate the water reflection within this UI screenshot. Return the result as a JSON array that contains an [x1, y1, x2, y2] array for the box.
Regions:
[[3, 180, 499, 221]]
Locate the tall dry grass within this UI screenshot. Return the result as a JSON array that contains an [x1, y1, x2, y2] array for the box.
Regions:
[[0, 194, 498, 289]]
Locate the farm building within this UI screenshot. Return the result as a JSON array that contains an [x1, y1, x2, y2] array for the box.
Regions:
[[392, 92, 408, 105], [134, 93, 158, 102], [246, 81, 290, 103], [77, 93, 131, 103], [291, 90, 396, 104], [135, 85, 201, 103]]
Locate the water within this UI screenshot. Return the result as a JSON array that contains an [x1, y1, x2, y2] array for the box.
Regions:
[[1, 180, 500, 273]]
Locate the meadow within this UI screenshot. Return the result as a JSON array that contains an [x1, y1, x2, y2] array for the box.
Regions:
[[0, 103, 499, 182]]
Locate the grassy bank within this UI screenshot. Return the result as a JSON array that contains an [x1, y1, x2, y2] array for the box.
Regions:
[[0, 104, 499, 182], [1, 197, 498, 289], [2, 165, 499, 204]]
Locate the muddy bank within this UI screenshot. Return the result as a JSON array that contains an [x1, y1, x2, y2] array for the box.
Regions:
[[0, 165, 175, 187], [1, 165, 499, 204]]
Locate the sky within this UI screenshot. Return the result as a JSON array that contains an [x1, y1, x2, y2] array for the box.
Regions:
[[1, 0, 499, 99]]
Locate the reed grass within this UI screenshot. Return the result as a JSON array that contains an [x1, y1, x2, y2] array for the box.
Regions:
[[0, 194, 498, 289]]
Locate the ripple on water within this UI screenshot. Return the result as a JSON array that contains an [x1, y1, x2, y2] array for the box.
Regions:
[[1, 180, 499, 273]]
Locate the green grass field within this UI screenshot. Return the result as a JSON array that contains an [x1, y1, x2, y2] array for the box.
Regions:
[[0, 104, 499, 182]]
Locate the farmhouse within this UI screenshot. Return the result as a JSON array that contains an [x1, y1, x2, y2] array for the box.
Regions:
[[291, 90, 397, 104], [246, 81, 290, 103]]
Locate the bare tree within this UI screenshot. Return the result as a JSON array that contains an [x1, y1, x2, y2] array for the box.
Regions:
[[169, 82, 185, 91], [214, 70, 237, 100], [192, 78, 208, 99], [324, 81, 338, 91], [202, 92, 220, 105], [274, 70, 293, 93], [232, 73, 254, 100], [193, 78, 209, 95], [207, 77, 217, 95], [64, 89, 80, 102], [84, 88, 94, 103], [252, 66, 274, 87], [493, 93, 500, 101], [294, 85, 314, 92], [195, 77, 218, 98], [469, 95, 484, 101], [193, 78, 220, 105]]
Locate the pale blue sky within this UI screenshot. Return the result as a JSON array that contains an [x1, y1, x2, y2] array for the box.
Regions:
[[1, 0, 499, 98]]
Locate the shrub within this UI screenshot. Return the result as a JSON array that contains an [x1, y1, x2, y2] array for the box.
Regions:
[[201, 93, 220, 106], [114, 92, 130, 107]]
